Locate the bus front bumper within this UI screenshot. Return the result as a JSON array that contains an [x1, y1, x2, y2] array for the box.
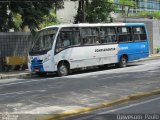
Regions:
[[28, 60, 56, 73]]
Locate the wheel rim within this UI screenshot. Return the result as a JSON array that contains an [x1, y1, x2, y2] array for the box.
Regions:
[[121, 57, 127, 67], [59, 65, 68, 76], [122, 58, 126, 65]]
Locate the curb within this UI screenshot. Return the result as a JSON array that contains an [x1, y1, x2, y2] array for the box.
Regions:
[[36, 89, 160, 120], [133, 55, 160, 63], [0, 73, 32, 79], [144, 55, 160, 61]]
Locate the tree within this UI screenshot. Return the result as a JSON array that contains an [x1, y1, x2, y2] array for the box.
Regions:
[[0, 2, 11, 32], [119, 0, 136, 17], [39, 10, 58, 29], [132, 11, 160, 19], [74, 0, 116, 23], [86, 0, 115, 23], [74, 0, 89, 23], [0, 0, 63, 32], [53, 0, 64, 13]]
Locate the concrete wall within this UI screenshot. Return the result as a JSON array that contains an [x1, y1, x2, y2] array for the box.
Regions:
[[153, 20, 160, 53], [56, 0, 78, 23]]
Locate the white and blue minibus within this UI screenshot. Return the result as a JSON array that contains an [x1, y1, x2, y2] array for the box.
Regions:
[[28, 23, 149, 76]]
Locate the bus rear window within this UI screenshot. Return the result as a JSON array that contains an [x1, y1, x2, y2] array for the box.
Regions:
[[133, 26, 147, 41]]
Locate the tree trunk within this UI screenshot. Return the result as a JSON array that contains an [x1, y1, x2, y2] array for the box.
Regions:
[[82, 0, 85, 22]]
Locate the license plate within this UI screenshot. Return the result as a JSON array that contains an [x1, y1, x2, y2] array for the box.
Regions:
[[35, 69, 40, 72]]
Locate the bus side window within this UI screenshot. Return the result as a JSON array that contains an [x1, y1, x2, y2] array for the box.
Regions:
[[117, 27, 132, 43], [100, 27, 117, 44], [81, 27, 100, 45], [133, 26, 147, 41], [55, 29, 71, 53], [55, 34, 64, 53], [72, 30, 81, 46], [55, 27, 81, 53]]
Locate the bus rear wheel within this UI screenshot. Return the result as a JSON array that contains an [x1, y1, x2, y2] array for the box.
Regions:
[[57, 63, 69, 77], [117, 56, 128, 68]]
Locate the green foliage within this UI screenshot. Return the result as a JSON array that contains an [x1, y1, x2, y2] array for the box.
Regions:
[[86, 0, 115, 23], [0, 3, 10, 32], [0, 1, 63, 32], [39, 11, 58, 29], [131, 11, 160, 19], [74, 0, 116, 23], [10, 1, 53, 32], [155, 47, 160, 53], [118, 0, 136, 17], [13, 13, 23, 31], [119, 0, 136, 6], [74, 0, 87, 23]]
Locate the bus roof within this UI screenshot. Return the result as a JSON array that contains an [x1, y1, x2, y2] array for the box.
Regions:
[[42, 23, 145, 30]]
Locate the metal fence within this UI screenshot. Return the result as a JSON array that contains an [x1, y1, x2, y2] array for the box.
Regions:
[[0, 32, 32, 71], [0, 32, 32, 57]]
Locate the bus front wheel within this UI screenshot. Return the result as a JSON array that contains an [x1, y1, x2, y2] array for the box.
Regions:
[[117, 56, 128, 68], [57, 63, 69, 76]]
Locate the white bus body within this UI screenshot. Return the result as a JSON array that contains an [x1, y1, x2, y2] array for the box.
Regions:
[[28, 23, 149, 76]]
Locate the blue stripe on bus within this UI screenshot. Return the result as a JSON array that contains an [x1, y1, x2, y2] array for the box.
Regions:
[[118, 42, 149, 62]]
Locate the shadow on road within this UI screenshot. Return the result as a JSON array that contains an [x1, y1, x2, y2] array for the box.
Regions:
[[33, 63, 143, 79]]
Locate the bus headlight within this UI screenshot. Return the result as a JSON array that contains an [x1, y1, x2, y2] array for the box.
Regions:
[[43, 54, 51, 63]]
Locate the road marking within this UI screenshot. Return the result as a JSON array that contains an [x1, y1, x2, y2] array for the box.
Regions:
[[100, 96, 160, 114], [102, 86, 134, 92], [0, 79, 45, 87], [0, 90, 46, 96], [0, 77, 61, 87], [75, 96, 160, 120], [28, 99, 48, 106], [98, 74, 129, 80]]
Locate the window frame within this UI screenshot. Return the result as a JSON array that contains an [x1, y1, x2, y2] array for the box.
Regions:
[[80, 27, 100, 46], [117, 26, 133, 43], [132, 26, 147, 42], [55, 27, 81, 54], [100, 26, 117, 45]]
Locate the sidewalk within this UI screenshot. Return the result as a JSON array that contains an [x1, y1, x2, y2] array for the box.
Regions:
[[148, 53, 160, 59], [0, 54, 160, 80], [0, 70, 32, 79]]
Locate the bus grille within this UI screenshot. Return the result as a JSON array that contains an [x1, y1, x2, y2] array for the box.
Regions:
[[31, 60, 43, 65]]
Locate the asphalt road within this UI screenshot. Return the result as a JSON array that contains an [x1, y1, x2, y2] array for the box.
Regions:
[[66, 95, 160, 120], [0, 59, 160, 120]]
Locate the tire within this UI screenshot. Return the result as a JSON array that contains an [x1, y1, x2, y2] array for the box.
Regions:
[[57, 63, 69, 77], [117, 56, 127, 68]]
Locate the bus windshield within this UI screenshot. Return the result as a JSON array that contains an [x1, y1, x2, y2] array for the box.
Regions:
[[30, 28, 58, 54]]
